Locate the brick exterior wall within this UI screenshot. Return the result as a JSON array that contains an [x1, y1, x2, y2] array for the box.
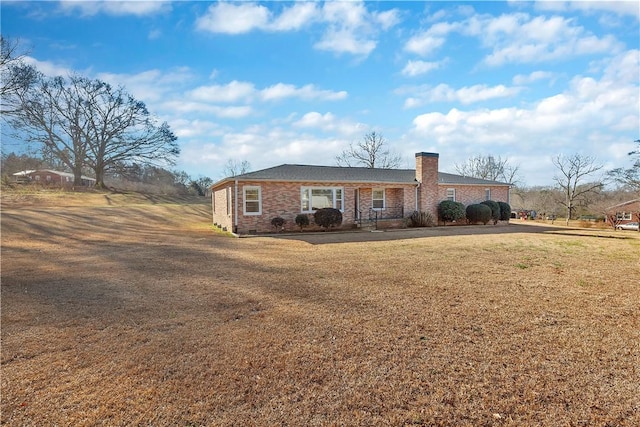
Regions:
[[415, 153, 439, 219], [212, 180, 418, 234], [437, 184, 510, 206], [210, 152, 511, 235]]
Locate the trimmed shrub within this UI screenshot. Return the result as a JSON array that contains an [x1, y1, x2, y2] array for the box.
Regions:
[[295, 214, 310, 231], [408, 210, 436, 227], [438, 200, 466, 225], [466, 203, 492, 225], [314, 208, 342, 229], [270, 217, 286, 231], [481, 200, 500, 224], [498, 201, 511, 221]]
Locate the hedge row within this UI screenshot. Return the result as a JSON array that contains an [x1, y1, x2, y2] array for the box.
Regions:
[[438, 200, 511, 225]]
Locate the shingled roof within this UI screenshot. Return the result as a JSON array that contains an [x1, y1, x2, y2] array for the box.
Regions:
[[215, 164, 510, 186]]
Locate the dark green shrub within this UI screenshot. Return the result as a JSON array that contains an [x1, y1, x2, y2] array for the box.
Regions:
[[438, 200, 466, 225], [408, 210, 435, 227], [271, 216, 285, 231], [481, 200, 500, 224], [466, 203, 492, 225], [295, 214, 310, 230], [498, 201, 511, 221], [314, 208, 342, 229]]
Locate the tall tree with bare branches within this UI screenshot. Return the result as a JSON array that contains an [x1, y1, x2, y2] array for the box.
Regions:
[[552, 153, 604, 226], [607, 139, 640, 193], [336, 131, 402, 169], [455, 154, 520, 184], [1, 35, 38, 115]]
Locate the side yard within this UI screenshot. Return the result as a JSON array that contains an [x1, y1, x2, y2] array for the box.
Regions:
[[2, 193, 639, 426]]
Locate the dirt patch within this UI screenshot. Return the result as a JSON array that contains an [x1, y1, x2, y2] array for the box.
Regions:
[[2, 192, 639, 426]]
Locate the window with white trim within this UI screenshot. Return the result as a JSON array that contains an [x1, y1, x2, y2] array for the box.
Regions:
[[446, 188, 455, 201], [485, 188, 491, 200], [301, 187, 343, 212], [616, 212, 632, 220], [243, 186, 261, 215], [372, 188, 385, 210]]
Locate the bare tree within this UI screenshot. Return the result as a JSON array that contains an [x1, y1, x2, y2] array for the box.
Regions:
[[336, 131, 402, 169], [1, 36, 38, 115], [8, 74, 90, 185], [223, 159, 251, 177], [607, 139, 640, 193], [8, 73, 179, 188], [552, 154, 604, 226], [455, 154, 520, 184], [78, 78, 179, 188]]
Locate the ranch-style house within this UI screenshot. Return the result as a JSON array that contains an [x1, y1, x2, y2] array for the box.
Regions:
[[211, 152, 511, 235]]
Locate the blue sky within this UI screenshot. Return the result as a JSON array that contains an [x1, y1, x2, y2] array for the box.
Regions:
[[2, 1, 639, 186]]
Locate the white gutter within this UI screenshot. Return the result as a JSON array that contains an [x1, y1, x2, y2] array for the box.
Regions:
[[234, 180, 239, 232]]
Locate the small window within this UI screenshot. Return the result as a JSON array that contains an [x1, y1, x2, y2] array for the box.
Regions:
[[226, 187, 231, 215], [243, 186, 261, 215], [485, 188, 491, 200], [446, 188, 455, 202], [618, 212, 632, 220], [372, 188, 385, 210]]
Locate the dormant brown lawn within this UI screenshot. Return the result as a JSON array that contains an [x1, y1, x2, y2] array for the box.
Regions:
[[1, 191, 639, 426]]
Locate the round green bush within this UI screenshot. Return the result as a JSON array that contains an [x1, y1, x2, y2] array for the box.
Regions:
[[466, 203, 492, 225], [295, 213, 310, 229], [314, 208, 343, 229], [481, 200, 500, 224], [438, 200, 466, 225], [498, 201, 511, 221], [271, 217, 285, 230]]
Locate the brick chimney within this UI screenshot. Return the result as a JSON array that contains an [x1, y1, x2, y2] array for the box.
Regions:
[[415, 152, 439, 217]]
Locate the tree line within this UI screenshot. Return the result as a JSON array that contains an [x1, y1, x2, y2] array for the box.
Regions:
[[1, 36, 183, 189]]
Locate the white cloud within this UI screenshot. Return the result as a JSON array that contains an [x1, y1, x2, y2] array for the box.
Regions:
[[476, 14, 623, 66], [195, 2, 271, 34], [194, 1, 400, 57], [401, 59, 446, 77], [58, 0, 170, 17], [404, 11, 624, 67], [404, 33, 446, 56], [512, 70, 554, 85], [161, 101, 253, 119], [401, 83, 522, 108], [23, 56, 73, 77], [534, 1, 640, 20], [292, 112, 364, 136], [260, 84, 347, 102], [408, 50, 639, 184], [188, 81, 256, 103], [269, 2, 319, 31]]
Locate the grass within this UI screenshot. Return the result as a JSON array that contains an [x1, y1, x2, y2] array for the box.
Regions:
[[1, 190, 639, 426]]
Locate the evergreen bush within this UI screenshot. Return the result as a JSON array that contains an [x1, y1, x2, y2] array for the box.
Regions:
[[314, 208, 342, 229], [481, 200, 501, 224], [466, 203, 492, 225], [498, 201, 511, 221], [438, 200, 466, 225], [295, 214, 310, 231], [270, 217, 286, 231]]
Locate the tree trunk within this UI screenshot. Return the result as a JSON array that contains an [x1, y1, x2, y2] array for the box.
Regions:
[[94, 163, 107, 189]]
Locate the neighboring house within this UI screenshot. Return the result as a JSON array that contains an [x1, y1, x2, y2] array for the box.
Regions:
[[211, 152, 511, 235], [12, 170, 96, 187], [605, 199, 640, 225]]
